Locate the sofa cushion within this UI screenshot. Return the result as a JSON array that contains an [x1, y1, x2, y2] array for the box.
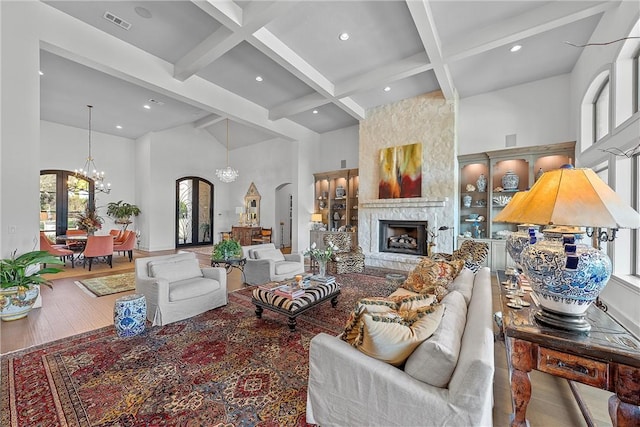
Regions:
[[169, 277, 221, 302], [404, 290, 468, 387], [401, 258, 464, 299], [448, 268, 474, 305], [346, 304, 444, 366], [274, 261, 302, 276], [342, 294, 435, 344], [148, 258, 203, 283], [254, 248, 286, 262]]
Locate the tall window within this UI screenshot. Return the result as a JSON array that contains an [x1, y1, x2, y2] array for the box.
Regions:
[[176, 177, 213, 247], [634, 49, 639, 114], [40, 170, 94, 240], [593, 78, 610, 142], [613, 153, 639, 277]]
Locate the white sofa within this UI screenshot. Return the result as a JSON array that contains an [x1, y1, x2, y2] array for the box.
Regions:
[[306, 267, 494, 426], [135, 252, 227, 326], [242, 243, 305, 285]]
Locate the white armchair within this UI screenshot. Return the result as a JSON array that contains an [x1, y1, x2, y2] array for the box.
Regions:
[[135, 252, 227, 326], [242, 243, 305, 285]]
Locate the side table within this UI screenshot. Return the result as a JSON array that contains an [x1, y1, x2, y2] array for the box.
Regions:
[[114, 294, 146, 337], [211, 257, 246, 283], [497, 270, 640, 427]]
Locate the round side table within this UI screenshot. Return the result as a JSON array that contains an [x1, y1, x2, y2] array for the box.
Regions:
[[114, 294, 147, 337]]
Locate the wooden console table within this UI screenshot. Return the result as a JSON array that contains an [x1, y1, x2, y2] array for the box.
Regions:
[[497, 270, 640, 427]]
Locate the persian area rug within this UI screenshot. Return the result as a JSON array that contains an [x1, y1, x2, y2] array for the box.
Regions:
[[74, 272, 136, 297], [0, 273, 389, 427]]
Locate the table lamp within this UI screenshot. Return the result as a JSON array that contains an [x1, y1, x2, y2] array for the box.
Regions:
[[494, 165, 639, 332], [311, 213, 323, 230]]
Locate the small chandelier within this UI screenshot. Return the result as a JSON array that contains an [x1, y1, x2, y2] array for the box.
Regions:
[[215, 119, 239, 183], [72, 105, 111, 193]]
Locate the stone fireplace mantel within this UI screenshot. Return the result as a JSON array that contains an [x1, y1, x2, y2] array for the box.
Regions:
[[360, 198, 448, 209]]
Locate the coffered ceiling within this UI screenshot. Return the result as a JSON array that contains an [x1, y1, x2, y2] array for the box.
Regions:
[[39, 0, 613, 147]]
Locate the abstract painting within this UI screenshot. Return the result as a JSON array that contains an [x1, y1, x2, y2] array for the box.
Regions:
[[379, 142, 422, 199]]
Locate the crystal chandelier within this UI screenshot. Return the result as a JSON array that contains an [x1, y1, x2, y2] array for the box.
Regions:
[[215, 119, 239, 183], [72, 105, 111, 193]]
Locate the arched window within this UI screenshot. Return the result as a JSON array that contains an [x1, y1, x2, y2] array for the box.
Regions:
[[176, 177, 214, 247], [593, 78, 610, 143], [40, 170, 95, 240]]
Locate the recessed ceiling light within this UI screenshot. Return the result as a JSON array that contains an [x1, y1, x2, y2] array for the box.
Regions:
[[255, 76, 263, 82], [312, 110, 318, 114], [143, 104, 151, 110], [384, 86, 391, 92], [338, 32, 350, 41], [510, 45, 522, 52], [39, 70, 44, 76], [134, 6, 152, 19], [116, 125, 122, 129]]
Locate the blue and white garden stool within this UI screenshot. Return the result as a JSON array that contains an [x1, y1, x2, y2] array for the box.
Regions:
[[114, 294, 147, 337]]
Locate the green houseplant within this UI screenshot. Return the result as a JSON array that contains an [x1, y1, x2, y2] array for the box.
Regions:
[[212, 239, 242, 260], [0, 250, 63, 321], [106, 200, 141, 231]]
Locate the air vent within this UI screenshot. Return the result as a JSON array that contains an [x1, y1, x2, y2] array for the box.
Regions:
[[103, 11, 131, 30]]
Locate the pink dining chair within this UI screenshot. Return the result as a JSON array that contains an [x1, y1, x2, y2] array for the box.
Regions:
[[40, 232, 75, 268], [113, 230, 136, 262], [83, 235, 114, 271]]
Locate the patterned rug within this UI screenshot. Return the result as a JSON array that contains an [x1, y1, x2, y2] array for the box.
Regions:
[[1, 272, 391, 427], [75, 272, 136, 297]]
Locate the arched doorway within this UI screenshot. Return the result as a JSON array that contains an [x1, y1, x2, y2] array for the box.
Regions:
[[275, 183, 293, 249], [176, 177, 214, 247]]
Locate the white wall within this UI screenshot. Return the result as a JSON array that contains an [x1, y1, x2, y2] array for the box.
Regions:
[[310, 125, 359, 174], [458, 74, 574, 155]]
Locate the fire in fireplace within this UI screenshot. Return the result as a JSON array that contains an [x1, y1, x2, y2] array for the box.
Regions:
[[379, 220, 428, 256]]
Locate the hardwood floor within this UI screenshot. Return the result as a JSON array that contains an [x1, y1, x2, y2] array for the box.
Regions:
[[0, 253, 614, 426]]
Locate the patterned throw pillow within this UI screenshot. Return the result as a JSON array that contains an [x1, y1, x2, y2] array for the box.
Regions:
[[343, 303, 445, 366], [452, 240, 489, 273], [401, 258, 464, 298]]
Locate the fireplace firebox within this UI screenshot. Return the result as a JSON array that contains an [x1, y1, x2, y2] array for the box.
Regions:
[[379, 220, 428, 256]]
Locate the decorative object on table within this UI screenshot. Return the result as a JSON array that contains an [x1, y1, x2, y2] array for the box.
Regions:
[[113, 293, 147, 337], [69, 105, 111, 194], [311, 213, 323, 230], [465, 184, 476, 192], [215, 118, 239, 183], [244, 182, 261, 225], [378, 143, 422, 199], [0, 250, 63, 321], [212, 238, 242, 260], [501, 170, 519, 190], [505, 224, 541, 270], [476, 174, 487, 192], [106, 200, 141, 231], [494, 165, 639, 332], [304, 241, 339, 277], [462, 194, 472, 208], [535, 167, 544, 181], [492, 194, 512, 206], [76, 207, 103, 235], [236, 206, 245, 225], [335, 185, 346, 198], [475, 199, 487, 207]]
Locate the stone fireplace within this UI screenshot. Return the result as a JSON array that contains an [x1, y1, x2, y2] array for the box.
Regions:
[[379, 220, 428, 256]]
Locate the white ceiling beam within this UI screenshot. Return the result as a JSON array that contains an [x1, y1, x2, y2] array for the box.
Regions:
[[406, 0, 456, 101], [194, 114, 225, 129], [176, 1, 294, 81], [269, 93, 329, 121], [335, 53, 432, 98], [191, 0, 243, 29], [445, 1, 618, 62], [250, 27, 365, 120]]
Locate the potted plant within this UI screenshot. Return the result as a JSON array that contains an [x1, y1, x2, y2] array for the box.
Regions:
[[106, 200, 141, 231], [212, 239, 242, 260], [0, 250, 63, 321]]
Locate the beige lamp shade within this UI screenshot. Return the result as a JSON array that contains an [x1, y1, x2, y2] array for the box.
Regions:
[[494, 166, 639, 229], [311, 213, 323, 222], [235, 206, 244, 214], [493, 191, 528, 223]]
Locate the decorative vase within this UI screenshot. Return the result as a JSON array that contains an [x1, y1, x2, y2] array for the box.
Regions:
[[501, 170, 519, 190], [336, 186, 346, 198], [535, 168, 544, 181], [114, 294, 147, 337], [462, 194, 472, 208], [317, 259, 327, 277], [476, 174, 487, 192], [0, 285, 39, 321], [520, 227, 611, 332], [506, 224, 541, 270]]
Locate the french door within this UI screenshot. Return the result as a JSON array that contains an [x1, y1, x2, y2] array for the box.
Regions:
[[176, 177, 214, 247]]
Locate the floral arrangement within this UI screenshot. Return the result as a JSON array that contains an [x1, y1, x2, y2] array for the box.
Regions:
[[76, 208, 103, 233], [303, 241, 339, 262]]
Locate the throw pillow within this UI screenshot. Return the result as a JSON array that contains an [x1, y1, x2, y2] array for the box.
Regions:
[[148, 258, 203, 282], [401, 258, 464, 299], [452, 240, 489, 273], [404, 290, 468, 387], [253, 248, 286, 262], [348, 304, 445, 366], [448, 268, 474, 305]]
